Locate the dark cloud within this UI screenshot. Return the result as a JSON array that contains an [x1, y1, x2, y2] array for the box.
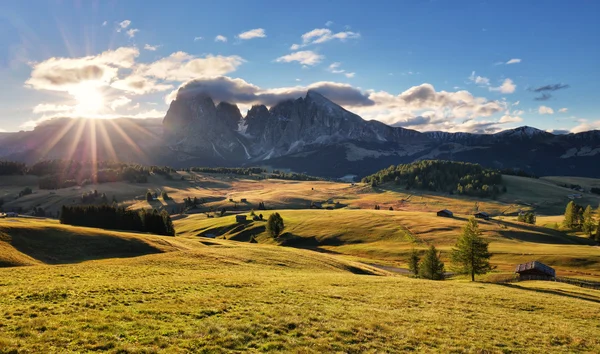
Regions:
[[391, 115, 431, 128], [532, 83, 570, 92], [42, 65, 105, 86], [534, 93, 552, 101], [548, 129, 570, 135], [174, 77, 374, 107]]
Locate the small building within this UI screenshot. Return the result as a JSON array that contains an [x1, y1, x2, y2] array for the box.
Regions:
[[235, 215, 247, 223], [515, 261, 556, 280], [437, 209, 453, 218], [474, 211, 490, 220], [240, 198, 247, 203]]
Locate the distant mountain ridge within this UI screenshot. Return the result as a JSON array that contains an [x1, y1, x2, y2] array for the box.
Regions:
[[1, 90, 599, 178]]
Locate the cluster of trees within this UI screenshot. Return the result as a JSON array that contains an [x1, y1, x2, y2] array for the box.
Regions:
[[362, 160, 505, 198], [18, 187, 33, 197], [29, 160, 174, 190], [60, 205, 175, 236], [0, 161, 27, 175], [409, 218, 493, 281], [270, 171, 324, 181], [81, 190, 108, 204], [266, 212, 285, 238], [518, 212, 536, 224], [185, 167, 266, 175], [563, 201, 600, 240]]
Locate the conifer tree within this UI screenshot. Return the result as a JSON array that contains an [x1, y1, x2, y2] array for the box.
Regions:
[[563, 201, 577, 229], [418, 245, 445, 280], [266, 212, 285, 239], [582, 205, 594, 237], [408, 249, 420, 276], [451, 218, 493, 281]]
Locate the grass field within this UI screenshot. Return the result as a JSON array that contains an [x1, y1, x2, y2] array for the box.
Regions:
[[175, 209, 600, 279], [0, 225, 599, 353], [1, 173, 600, 352]]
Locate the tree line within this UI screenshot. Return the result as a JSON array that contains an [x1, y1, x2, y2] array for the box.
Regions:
[[184, 167, 266, 175], [362, 160, 505, 198], [563, 201, 600, 240], [25, 160, 173, 189], [60, 205, 175, 236]]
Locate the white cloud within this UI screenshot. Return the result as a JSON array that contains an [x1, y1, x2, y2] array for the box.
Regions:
[[570, 120, 600, 133], [215, 35, 227, 42], [237, 28, 266, 40], [538, 105, 554, 114], [194, 36, 203, 41], [558, 107, 568, 113], [327, 62, 355, 78], [290, 28, 360, 49], [469, 71, 490, 85], [512, 100, 520, 106], [126, 28, 139, 38], [32, 103, 73, 114], [109, 96, 132, 110], [116, 20, 131, 32], [102, 21, 107, 26], [275, 51, 324, 66], [325, 21, 334, 27], [136, 52, 244, 81], [295, 78, 301, 81], [144, 44, 160, 51], [489, 78, 516, 94], [111, 75, 173, 94], [506, 58, 521, 64], [499, 112, 523, 123], [25, 47, 140, 92]]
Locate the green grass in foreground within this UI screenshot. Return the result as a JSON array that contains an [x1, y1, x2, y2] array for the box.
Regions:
[[0, 243, 599, 353]]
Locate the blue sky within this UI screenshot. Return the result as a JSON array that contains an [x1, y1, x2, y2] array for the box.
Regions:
[[0, 0, 598, 133]]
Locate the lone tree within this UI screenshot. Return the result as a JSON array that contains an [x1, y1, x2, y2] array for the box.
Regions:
[[419, 245, 445, 280], [582, 205, 594, 237], [408, 248, 420, 277], [451, 217, 493, 281], [563, 201, 577, 229], [146, 191, 153, 202], [266, 212, 285, 239]]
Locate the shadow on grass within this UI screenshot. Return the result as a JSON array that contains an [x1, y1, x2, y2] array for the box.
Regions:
[[496, 282, 600, 304], [495, 220, 595, 245], [3, 227, 165, 266]]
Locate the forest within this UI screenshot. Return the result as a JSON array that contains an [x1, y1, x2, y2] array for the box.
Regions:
[[362, 160, 505, 198]]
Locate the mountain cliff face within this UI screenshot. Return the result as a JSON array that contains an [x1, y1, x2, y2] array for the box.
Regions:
[[161, 89, 600, 178], [0, 90, 598, 179]]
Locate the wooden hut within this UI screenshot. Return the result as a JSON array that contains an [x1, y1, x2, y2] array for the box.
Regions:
[[515, 261, 556, 280], [235, 215, 247, 223], [437, 209, 453, 218], [474, 211, 490, 220]]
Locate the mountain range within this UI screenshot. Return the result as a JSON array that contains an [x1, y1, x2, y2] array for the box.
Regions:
[[2, 90, 600, 179]]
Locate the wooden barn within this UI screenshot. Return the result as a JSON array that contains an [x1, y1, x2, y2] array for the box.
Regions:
[[437, 209, 453, 218], [235, 215, 247, 223], [474, 211, 490, 220], [515, 261, 556, 280]]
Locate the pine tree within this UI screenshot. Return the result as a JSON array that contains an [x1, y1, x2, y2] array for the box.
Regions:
[[563, 201, 577, 229], [408, 249, 420, 276], [451, 218, 493, 281], [418, 245, 445, 280], [582, 205, 594, 237], [266, 212, 285, 239]]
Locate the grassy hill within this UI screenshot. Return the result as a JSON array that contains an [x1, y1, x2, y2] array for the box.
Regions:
[[0, 218, 189, 267], [174, 209, 600, 279], [0, 220, 598, 352]]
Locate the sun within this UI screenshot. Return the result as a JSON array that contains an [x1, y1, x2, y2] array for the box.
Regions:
[[73, 85, 105, 114]]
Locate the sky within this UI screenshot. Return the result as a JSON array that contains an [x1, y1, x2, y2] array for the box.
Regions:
[[0, 0, 598, 134]]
